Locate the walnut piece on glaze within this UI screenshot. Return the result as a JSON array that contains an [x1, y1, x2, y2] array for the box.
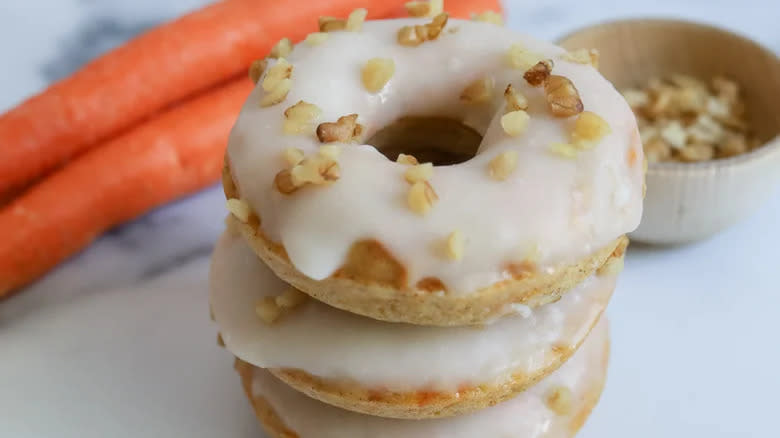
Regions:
[[504, 84, 528, 111], [488, 150, 518, 180], [319, 16, 347, 32], [316, 114, 364, 143], [397, 12, 449, 46], [404, 162, 433, 183], [561, 48, 599, 68], [471, 10, 503, 25], [544, 75, 584, 117], [260, 78, 292, 107], [346, 8, 368, 31], [248, 59, 267, 84], [275, 288, 308, 310], [254, 289, 307, 325], [283, 100, 322, 135], [283, 147, 305, 167], [507, 43, 543, 70], [405, 0, 443, 17], [549, 142, 579, 159], [407, 181, 438, 215], [318, 144, 342, 159], [304, 32, 329, 46], [523, 59, 553, 87], [255, 297, 283, 324], [460, 76, 495, 103], [445, 230, 465, 261], [274, 156, 340, 194], [500, 110, 530, 137], [396, 153, 419, 165], [571, 111, 611, 149], [262, 58, 293, 91], [269, 38, 292, 59], [546, 386, 573, 415], [362, 58, 396, 93], [225, 198, 251, 223]]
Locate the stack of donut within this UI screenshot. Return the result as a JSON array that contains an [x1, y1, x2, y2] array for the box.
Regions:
[[211, 4, 644, 437]]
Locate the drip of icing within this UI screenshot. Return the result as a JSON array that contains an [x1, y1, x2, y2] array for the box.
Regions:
[[210, 232, 616, 390], [247, 318, 609, 438]]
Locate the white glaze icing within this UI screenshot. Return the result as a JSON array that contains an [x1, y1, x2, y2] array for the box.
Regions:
[[210, 232, 616, 391], [248, 318, 609, 438], [227, 18, 643, 294]]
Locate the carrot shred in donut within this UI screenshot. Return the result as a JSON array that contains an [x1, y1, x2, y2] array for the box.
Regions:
[[0, 0, 408, 199]]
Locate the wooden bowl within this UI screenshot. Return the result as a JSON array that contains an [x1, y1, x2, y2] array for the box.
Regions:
[[558, 19, 780, 244]]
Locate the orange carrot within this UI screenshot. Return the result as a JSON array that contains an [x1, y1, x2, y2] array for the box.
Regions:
[[0, 79, 253, 297], [0, 0, 407, 198]]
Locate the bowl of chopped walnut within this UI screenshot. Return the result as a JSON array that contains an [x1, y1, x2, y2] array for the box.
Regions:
[[558, 18, 780, 244]]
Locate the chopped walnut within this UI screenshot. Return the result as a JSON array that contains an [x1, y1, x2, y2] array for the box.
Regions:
[[471, 10, 503, 25], [260, 78, 292, 107], [622, 75, 757, 162], [504, 84, 528, 111], [255, 297, 283, 324], [460, 77, 495, 103], [346, 8, 368, 31], [283, 147, 305, 167], [283, 100, 322, 134], [404, 162, 433, 183], [274, 169, 298, 194], [523, 59, 553, 87], [397, 12, 448, 46], [269, 38, 292, 59], [304, 32, 329, 46], [275, 156, 340, 194], [507, 44, 543, 70], [226, 198, 251, 222], [316, 114, 363, 143], [318, 144, 342, 159], [248, 59, 267, 84], [275, 288, 308, 310], [546, 386, 573, 415], [571, 111, 611, 149], [262, 58, 293, 91], [500, 110, 530, 137], [488, 150, 518, 180], [445, 230, 465, 261], [407, 181, 438, 215], [405, 0, 443, 17], [362, 58, 395, 93], [396, 153, 419, 165], [561, 48, 599, 68], [544, 75, 583, 117], [549, 142, 578, 159], [319, 16, 347, 32]]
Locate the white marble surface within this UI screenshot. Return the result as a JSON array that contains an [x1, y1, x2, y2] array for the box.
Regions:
[[1, 1, 779, 437]]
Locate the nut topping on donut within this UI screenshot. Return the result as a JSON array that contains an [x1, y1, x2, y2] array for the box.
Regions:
[[262, 59, 292, 91], [404, 162, 434, 183], [507, 44, 543, 70], [275, 156, 341, 194], [396, 153, 420, 165], [248, 59, 267, 84], [316, 114, 364, 143], [362, 58, 396, 93], [408, 181, 438, 215], [523, 59, 554, 87], [504, 84, 528, 111], [471, 11, 504, 25], [544, 75, 584, 117], [346, 8, 368, 31], [254, 289, 308, 324], [269, 38, 292, 59], [255, 297, 283, 324], [549, 142, 579, 159], [488, 150, 519, 180], [282, 147, 305, 167], [546, 386, 574, 415], [500, 110, 530, 137], [460, 77, 495, 103], [304, 32, 329, 46], [446, 230, 465, 261], [561, 48, 600, 68], [397, 12, 449, 46], [226, 198, 251, 223], [318, 144, 342, 159], [260, 78, 292, 107], [319, 16, 347, 32], [571, 111, 611, 149], [283, 101, 322, 134], [404, 0, 443, 17]]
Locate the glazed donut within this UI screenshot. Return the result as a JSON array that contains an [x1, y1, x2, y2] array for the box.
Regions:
[[211, 230, 621, 418], [224, 16, 643, 326], [235, 317, 610, 438]]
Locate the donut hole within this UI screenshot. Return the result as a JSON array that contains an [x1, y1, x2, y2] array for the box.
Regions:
[[366, 117, 481, 166]]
